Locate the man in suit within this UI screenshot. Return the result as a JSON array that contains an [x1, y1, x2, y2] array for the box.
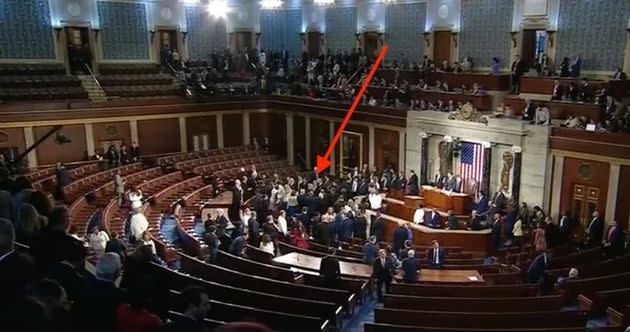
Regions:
[[363, 236, 378, 265], [130, 141, 140, 162], [115, 170, 125, 206], [372, 249, 396, 302], [371, 212, 386, 242], [587, 211, 604, 248], [444, 172, 458, 192], [551, 80, 564, 101], [446, 209, 459, 230], [491, 213, 502, 249], [605, 221, 625, 256], [357, 178, 370, 196], [527, 250, 552, 283], [490, 186, 507, 215], [0, 218, 36, 317], [558, 210, 572, 244], [104, 231, 127, 265], [511, 55, 525, 94], [392, 223, 410, 256], [159, 286, 211, 332], [401, 249, 419, 283], [262, 215, 280, 242], [83, 253, 126, 332], [203, 225, 220, 263], [229, 232, 249, 257], [427, 208, 441, 228], [522, 99, 536, 121], [469, 210, 484, 230], [229, 180, 244, 221], [580, 78, 593, 102], [319, 247, 341, 288], [407, 170, 419, 195], [313, 216, 333, 246], [602, 95, 617, 122], [427, 240, 445, 269], [247, 211, 260, 245]]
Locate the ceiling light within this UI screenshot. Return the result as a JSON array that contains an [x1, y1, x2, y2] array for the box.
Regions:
[[314, 0, 334, 5], [261, 0, 283, 9], [207, 0, 229, 18]]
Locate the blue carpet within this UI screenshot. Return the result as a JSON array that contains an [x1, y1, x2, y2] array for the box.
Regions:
[[342, 297, 378, 332], [160, 217, 180, 247]]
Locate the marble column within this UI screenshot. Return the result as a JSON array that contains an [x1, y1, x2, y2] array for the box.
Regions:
[[398, 131, 405, 173], [286, 114, 294, 165], [482, 142, 492, 196], [511, 146, 522, 202], [329, 120, 335, 175], [605, 163, 621, 227], [305, 116, 311, 169], [129, 120, 139, 144], [242, 112, 250, 146], [420, 133, 429, 185], [23, 127, 37, 167], [216, 114, 224, 148], [178, 117, 187, 152], [549, 154, 565, 219], [84, 123, 95, 157], [368, 126, 375, 169]]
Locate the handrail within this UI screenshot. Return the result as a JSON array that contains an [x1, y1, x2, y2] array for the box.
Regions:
[[83, 62, 106, 97]]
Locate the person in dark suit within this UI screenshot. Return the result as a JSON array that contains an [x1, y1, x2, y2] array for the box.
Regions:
[[427, 240, 445, 269], [551, 80, 564, 101], [363, 236, 378, 265], [313, 217, 333, 246], [587, 211, 604, 248], [229, 180, 244, 221], [427, 208, 441, 228], [0, 218, 36, 317], [392, 223, 409, 256], [105, 231, 127, 266], [406, 170, 419, 195], [558, 210, 573, 244], [262, 215, 280, 242], [527, 250, 552, 283], [401, 249, 419, 283], [469, 210, 484, 230], [444, 172, 458, 192], [605, 221, 625, 256], [203, 225, 220, 263], [567, 81, 579, 101], [510, 55, 525, 94], [247, 211, 260, 246], [491, 213, 503, 249], [130, 142, 140, 162], [580, 77, 593, 102], [372, 249, 396, 302], [229, 232, 249, 257], [446, 209, 458, 230], [522, 99, 536, 121], [319, 247, 341, 288], [353, 211, 367, 239], [159, 286, 211, 332], [371, 212, 385, 243]]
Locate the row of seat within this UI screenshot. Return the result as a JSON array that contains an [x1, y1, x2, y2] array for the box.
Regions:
[[97, 73, 173, 86], [102, 84, 180, 98], [174, 150, 267, 172], [98, 63, 161, 75], [0, 75, 81, 88], [156, 146, 252, 166], [0, 63, 65, 75], [0, 87, 87, 101]]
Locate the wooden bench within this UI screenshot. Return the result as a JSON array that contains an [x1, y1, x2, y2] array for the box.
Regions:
[[278, 241, 364, 264], [373, 308, 588, 329], [564, 272, 630, 304], [179, 252, 350, 324], [390, 283, 538, 297], [152, 263, 332, 332], [607, 305, 630, 327], [364, 323, 589, 332], [579, 288, 630, 315], [546, 254, 630, 279], [384, 294, 563, 312]]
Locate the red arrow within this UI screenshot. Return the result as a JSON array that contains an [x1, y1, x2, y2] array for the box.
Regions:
[[316, 44, 389, 174]]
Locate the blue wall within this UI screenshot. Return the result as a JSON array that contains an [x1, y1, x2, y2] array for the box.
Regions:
[[97, 1, 149, 60], [459, 0, 514, 68], [385, 2, 427, 63], [555, 0, 630, 71], [185, 6, 228, 59], [260, 9, 302, 57], [0, 0, 55, 59], [325, 6, 357, 52]]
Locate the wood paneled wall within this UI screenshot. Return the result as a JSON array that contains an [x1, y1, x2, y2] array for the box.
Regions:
[[374, 128, 399, 171], [222, 113, 242, 147], [0, 128, 26, 157], [186, 116, 218, 151], [92, 121, 131, 152], [34, 125, 87, 164], [616, 165, 630, 229], [137, 118, 180, 155], [249, 112, 286, 157], [293, 115, 306, 168], [560, 157, 610, 220], [310, 118, 330, 160]]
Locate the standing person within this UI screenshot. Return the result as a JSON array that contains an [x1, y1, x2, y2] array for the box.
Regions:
[[371, 212, 385, 243], [88, 226, 110, 258], [401, 250, 419, 283], [363, 236, 378, 265], [392, 222, 409, 256], [319, 247, 341, 288], [130, 142, 140, 162], [128, 187, 143, 211], [586, 211, 604, 248], [406, 170, 419, 195], [202, 225, 219, 263], [427, 240, 445, 269], [115, 171, 125, 207], [533, 221, 547, 253], [527, 249, 552, 283], [372, 249, 395, 303], [510, 55, 525, 94]]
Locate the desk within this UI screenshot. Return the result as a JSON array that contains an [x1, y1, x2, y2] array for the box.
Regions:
[[426, 72, 510, 91], [519, 76, 622, 97], [274, 252, 485, 284], [503, 96, 601, 123], [422, 186, 471, 215], [367, 86, 492, 111], [395, 269, 485, 285]]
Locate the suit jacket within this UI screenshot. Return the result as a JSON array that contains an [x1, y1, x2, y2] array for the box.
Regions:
[[607, 226, 624, 250], [363, 242, 378, 265], [229, 236, 246, 256], [588, 217, 604, 243], [401, 257, 419, 283], [444, 176, 458, 192], [262, 222, 280, 241], [523, 103, 536, 120], [357, 181, 369, 196], [558, 215, 572, 233], [353, 215, 367, 239], [527, 253, 551, 282], [551, 84, 564, 101], [393, 226, 409, 252], [371, 217, 385, 242], [407, 174, 419, 194], [0, 250, 35, 313], [427, 247, 445, 268], [447, 215, 459, 229], [81, 279, 127, 332], [372, 257, 396, 281], [492, 192, 507, 212], [313, 222, 333, 246], [427, 212, 441, 228], [248, 219, 260, 241], [319, 255, 341, 281]]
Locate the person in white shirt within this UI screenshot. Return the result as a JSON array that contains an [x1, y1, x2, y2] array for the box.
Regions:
[[259, 233, 275, 255], [368, 189, 383, 211], [241, 208, 251, 229], [130, 209, 149, 242], [277, 210, 288, 236], [127, 187, 143, 211], [88, 226, 110, 258], [139, 231, 156, 255], [413, 204, 425, 224]]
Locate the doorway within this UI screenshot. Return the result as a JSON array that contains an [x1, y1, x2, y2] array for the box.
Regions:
[[571, 184, 600, 227], [307, 31, 321, 58], [433, 31, 452, 64], [521, 29, 547, 71], [363, 32, 379, 61], [339, 131, 363, 176], [158, 29, 178, 51], [65, 26, 92, 75]]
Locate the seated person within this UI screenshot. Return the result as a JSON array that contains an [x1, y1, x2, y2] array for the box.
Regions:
[[562, 115, 580, 128], [579, 78, 593, 102], [461, 56, 472, 72], [566, 82, 579, 101], [551, 79, 563, 101], [522, 99, 536, 121], [413, 204, 425, 224], [442, 82, 450, 92], [471, 82, 485, 95], [452, 61, 463, 73], [439, 60, 451, 72], [446, 100, 456, 113], [446, 210, 458, 230], [443, 171, 458, 192], [612, 66, 627, 80], [435, 100, 446, 112], [427, 208, 441, 228], [534, 106, 551, 126], [469, 210, 485, 230]]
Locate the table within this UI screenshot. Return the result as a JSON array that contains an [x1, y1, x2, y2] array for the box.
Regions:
[[273, 252, 485, 284], [422, 185, 471, 215]]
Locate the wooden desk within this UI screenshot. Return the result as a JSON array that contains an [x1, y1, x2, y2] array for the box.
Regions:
[[520, 76, 607, 96], [426, 72, 510, 91], [422, 186, 471, 215], [376, 69, 420, 84], [274, 252, 484, 284], [395, 269, 484, 285], [367, 86, 492, 111]]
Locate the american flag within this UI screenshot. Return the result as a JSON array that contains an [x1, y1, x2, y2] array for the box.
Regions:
[[460, 142, 484, 193]]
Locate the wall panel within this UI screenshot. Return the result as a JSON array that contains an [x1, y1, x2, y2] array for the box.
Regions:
[[385, 2, 426, 62], [97, 1, 150, 60], [374, 128, 399, 171], [92, 121, 131, 152], [222, 113, 242, 147], [0, 128, 26, 158], [35, 125, 86, 164], [293, 115, 306, 168], [325, 6, 357, 52], [137, 118, 179, 155], [0, 0, 55, 59], [616, 165, 630, 230], [186, 116, 217, 151], [260, 9, 302, 57], [310, 118, 330, 162], [185, 6, 227, 59], [249, 112, 286, 157]]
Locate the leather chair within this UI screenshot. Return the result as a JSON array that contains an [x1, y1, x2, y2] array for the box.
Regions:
[[454, 176, 463, 193], [463, 178, 479, 197]]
